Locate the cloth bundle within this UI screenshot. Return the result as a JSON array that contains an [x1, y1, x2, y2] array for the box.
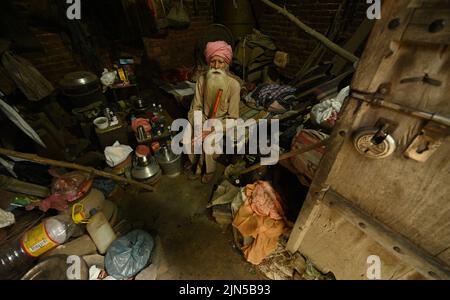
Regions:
[[232, 181, 287, 265], [246, 84, 298, 113]]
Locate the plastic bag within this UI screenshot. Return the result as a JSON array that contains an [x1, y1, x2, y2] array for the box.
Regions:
[[167, 0, 190, 29], [104, 141, 133, 167], [105, 230, 154, 279], [100, 68, 116, 87], [310, 86, 349, 128], [0, 208, 15, 228], [25, 171, 93, 212]]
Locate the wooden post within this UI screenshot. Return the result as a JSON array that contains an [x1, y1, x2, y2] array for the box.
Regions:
[[0, 148, 154, 192], [258, 0, 359, 63]]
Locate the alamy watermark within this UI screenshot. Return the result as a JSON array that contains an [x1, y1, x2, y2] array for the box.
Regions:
[[66, 0, 81, 20], [170, 112, 280, 166], [66, 255, 82, 280], [367, 255, 382, 279], [366, 0, 381, 20]]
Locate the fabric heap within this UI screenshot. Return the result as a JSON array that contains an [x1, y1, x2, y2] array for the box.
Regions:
[[247, 84, 298, 112], [232, 181, 287, 265], [233, 30, 277, 82]]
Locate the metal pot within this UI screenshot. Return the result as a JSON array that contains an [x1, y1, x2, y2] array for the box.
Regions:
[[131, 154, 161, 183], [59, 71, 105, 108], [155, 146, 181, 177]]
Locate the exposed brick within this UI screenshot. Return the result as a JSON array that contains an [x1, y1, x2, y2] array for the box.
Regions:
[[257, 0, 368, 78]]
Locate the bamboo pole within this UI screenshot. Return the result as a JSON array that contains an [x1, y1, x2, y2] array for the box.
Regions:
[[258, 0, 359, 63], [0, 148, 154, 192], [238, 138, 330, 175]]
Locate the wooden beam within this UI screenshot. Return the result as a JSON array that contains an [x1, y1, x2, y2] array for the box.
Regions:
[[238, 138, 329, 175], [0, 148, 154, 192], [258, 0, 359, 63], [322, 189, 450, 280]]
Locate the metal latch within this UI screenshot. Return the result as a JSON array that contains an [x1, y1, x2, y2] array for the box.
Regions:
[[404, 122, 449, 162]]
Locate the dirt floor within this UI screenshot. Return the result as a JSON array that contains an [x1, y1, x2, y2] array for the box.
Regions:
[[117, 167, 267, 280]]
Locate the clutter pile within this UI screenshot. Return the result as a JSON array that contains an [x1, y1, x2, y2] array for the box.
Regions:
[[0, 48, 181, 280], [0, 182, 167, 280]]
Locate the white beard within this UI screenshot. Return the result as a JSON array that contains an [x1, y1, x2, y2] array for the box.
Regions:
[[205, 68, 229, 107]]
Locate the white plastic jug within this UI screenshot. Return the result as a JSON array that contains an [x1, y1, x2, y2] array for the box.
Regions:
[[86, 210, 116, 254]]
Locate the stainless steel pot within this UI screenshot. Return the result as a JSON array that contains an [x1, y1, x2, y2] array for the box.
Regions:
[[59, 71, 104, 108], [131, 154, 161, 183], [155, 146, 181, 177]]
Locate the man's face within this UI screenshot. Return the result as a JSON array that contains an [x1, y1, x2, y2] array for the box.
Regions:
[[209, 55, 227, 70]]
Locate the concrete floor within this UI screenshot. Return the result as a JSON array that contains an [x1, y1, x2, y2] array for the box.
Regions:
[[118, 171, 266, 280]]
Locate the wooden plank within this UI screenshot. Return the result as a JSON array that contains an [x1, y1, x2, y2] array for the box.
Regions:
[[362, 43, 450, 114], [286, 99, 359, 253], [298, 203, 418, 280], [325, 102, 450, 257], [403, 8, 450, 44], [286, 195, 322, 253], [322, 189, 450, 280], [352, 0, 415, 92]]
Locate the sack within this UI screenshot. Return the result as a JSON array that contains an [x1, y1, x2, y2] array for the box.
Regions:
[[167, 0, 190, 29], [105, 230, 154, 279]]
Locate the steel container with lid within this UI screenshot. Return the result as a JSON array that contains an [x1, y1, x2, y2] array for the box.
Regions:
[[155, 145, 181, 177], [131, 145, 161, 183], [59, 71, 105, 108]]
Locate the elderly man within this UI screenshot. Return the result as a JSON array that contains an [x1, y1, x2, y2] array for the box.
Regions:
[[185, 41, 241, 184]]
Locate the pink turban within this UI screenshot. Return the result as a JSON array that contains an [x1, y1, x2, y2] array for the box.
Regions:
[[204, 41, 233, 65]]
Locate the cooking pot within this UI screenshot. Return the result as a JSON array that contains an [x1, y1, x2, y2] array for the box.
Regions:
[[155, 146, 181, 177], [131, 151, 161, 183], [59, 71, 105, 108]]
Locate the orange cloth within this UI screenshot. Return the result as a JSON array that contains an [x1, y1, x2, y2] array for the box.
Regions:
[[232, 181, 286, 265]]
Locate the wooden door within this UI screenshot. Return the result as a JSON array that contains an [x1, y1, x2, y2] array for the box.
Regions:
[[286, 0, 450, 280]]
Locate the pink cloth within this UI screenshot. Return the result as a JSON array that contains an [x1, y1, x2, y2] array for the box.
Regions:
[[131, 118, 152, 134], [246, 181, 284, 220], [204, 41, 233, 65]]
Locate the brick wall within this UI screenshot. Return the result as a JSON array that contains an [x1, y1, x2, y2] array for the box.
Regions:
[[11, 0, 84, 84], [143, 0, 213, 71], [20, 29, 82, 84], [255, 0, 368, 77]]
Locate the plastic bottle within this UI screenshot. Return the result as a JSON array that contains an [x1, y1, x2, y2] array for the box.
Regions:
[[86, 209, 116, 254], [0, 238, 35, 279], [21, 214, 75, 257], [0, 214, 75, 279]]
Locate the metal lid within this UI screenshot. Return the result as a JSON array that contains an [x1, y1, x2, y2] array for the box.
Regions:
[[59, 71, 98, 88], [156, 146, 179, 163]]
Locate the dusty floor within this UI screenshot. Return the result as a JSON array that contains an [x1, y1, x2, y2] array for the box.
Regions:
[[117, 169, 266, 280]]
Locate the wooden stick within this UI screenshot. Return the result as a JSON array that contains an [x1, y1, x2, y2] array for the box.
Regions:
[[258, 0, 359, 63], [238, 138, 330, 175], [0, 148, 154, 192], [210, 89, 223, 119]]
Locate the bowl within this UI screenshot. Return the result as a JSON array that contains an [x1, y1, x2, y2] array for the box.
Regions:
[[93, 117, 109, 129]]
